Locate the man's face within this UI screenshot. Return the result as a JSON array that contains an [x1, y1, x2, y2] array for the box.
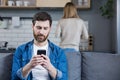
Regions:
[[33, 20, 51, 43]]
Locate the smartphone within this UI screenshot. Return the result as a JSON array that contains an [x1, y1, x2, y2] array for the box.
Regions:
[[37, 50, 46, 55]]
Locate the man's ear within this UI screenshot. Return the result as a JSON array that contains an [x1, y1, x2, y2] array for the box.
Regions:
[[32, 25, 34, 29]]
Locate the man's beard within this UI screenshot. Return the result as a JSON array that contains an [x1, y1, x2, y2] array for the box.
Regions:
[[33, 31, 49, 43]]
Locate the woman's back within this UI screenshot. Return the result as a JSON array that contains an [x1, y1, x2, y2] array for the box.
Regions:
[[55, 2, 88, 51], [56, 18, 88, 51]]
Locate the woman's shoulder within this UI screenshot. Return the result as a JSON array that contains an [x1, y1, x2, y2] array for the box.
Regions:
[[58, 18, 85, 24], [59, 18, 81, 21]]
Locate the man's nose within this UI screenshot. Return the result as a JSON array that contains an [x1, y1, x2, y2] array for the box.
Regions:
[[39, 29, 45, 34]]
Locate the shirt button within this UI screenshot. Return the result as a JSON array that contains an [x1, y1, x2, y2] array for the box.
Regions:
[[22, 59, 24, 61]]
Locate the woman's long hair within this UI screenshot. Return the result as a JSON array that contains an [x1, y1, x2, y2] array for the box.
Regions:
[[62, 2, 79, 18]]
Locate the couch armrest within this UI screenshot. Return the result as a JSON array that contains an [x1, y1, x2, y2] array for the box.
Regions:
[[0, 53, 13, 80]]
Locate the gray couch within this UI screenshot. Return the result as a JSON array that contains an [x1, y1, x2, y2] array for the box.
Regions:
[[0, 53, 13, 80], [1, 52, 120, 80], [66, 52, 120, 80]]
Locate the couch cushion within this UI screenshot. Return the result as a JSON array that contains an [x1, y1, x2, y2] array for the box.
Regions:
[[0, 53, 13, 80], [81, 52, 120, 80], [65, 51, 81, 80]]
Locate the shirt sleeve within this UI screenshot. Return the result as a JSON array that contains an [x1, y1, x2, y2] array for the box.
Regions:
[[81, 21, 89, 40], [17, 68, 28, 80], [56, 69, 62, 79]]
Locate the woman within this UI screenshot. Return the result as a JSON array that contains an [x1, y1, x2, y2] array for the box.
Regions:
[[55, 2, 88, 52]]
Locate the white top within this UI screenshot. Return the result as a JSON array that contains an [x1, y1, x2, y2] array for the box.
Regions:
[[55, 18, 89, 51], [32, 43, 50, 80]]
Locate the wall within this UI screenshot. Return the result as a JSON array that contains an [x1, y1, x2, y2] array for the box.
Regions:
[[0, 19, 88, 50], [0, 19, 62, 48], [0, 0, 115, 52], [78, 0, 113, 52], [0, 19, 33, 48]]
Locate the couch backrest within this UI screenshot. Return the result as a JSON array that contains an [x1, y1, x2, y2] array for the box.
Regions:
[[65, 51, 81, 80], [0, 52, 81, 80], [81, 52, 120, 80], [0, 53, 13, 80], [2, 52, 120, 80]]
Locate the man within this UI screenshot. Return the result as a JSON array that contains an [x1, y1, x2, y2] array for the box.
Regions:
[[11, 12, 68, 80]]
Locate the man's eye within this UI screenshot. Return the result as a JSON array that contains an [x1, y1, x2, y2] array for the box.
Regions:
[[36, 26, 42, 29], [44, 27, 48, 30]]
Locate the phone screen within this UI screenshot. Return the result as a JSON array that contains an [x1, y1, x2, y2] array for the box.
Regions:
[[37, 50, 46, 55]]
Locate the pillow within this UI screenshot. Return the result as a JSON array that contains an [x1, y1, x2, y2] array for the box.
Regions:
[[65, 51, 81, 80], [0, 53, 13, 80], [81, 52, 120, 80]]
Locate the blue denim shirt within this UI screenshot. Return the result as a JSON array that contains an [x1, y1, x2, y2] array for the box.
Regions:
[[11, 40, 68, 80]]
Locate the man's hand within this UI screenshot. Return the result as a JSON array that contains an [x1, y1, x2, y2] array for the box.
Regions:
[[39, 54, 57, 79], [22, 55, 57, 79], [22, 55, 43, 77]]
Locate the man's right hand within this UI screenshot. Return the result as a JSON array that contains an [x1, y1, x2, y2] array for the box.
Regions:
[[22, 55, 44, 77]]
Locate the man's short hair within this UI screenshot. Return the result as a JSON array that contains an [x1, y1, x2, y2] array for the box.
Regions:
[[32, 12, 52, 26]]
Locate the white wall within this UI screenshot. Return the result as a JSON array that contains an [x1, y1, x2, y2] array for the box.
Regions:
[[0, 19, 33, 48], [0, 19, 88, 51]]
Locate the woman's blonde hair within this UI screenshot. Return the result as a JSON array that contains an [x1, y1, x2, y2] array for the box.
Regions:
[[62, 2, 79, 18]]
